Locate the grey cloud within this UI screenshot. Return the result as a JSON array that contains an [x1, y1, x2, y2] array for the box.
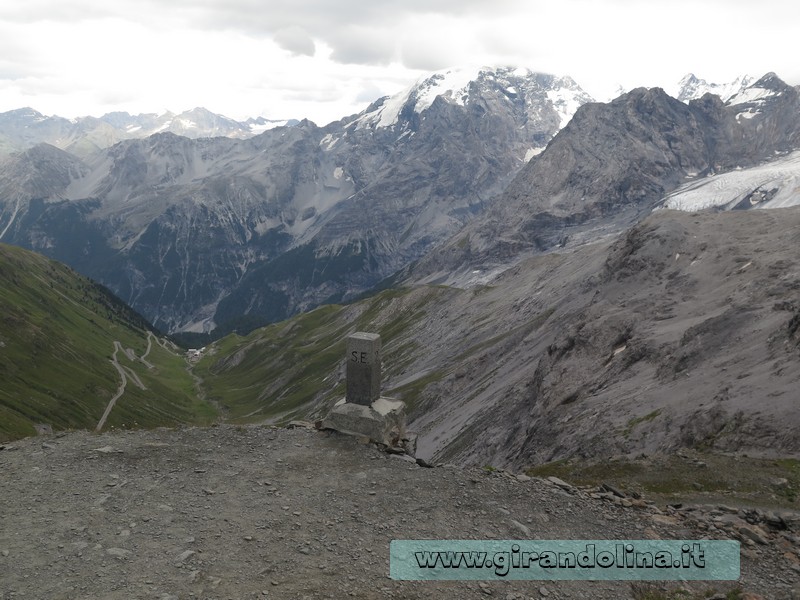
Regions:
[[327, 27, 396, 66], [1, 0, 520, 66], [273, 26, 315, 56], [354, 84, 385, 104], [399, 43, 455, 72], [160, 0, 520, 65]]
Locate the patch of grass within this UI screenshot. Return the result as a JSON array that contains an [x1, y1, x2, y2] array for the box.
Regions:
[[623, 409, 663, 437], [195, 284, 455, 424], [526, 452, 800, 510], [0, 243, 215, 441]]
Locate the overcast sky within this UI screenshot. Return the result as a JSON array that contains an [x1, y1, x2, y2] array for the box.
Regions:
[[1, 0, 798, 125]]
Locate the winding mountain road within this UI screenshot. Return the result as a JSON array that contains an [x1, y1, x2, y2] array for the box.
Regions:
[[95, 341, 147, 432]]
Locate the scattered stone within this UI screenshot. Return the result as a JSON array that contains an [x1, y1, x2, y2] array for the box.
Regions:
[[106, 547, 130, 559], [93, 446, 118, 454], [510, 520, 531, 536], [546, 476, 574, 492], [516, 474, 531, 482], [739, 525, 770, 545], [389, 453, 417, 464], [651, 515, 679, 526], [601, 482, 626, 498], [176, 550, 195, 563]]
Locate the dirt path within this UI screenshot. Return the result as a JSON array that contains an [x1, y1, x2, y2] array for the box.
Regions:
[[1, 426, 797, 600], [95, 342, 128, 432], [139, 332, 155, 369], [95, 341, 147, 432]]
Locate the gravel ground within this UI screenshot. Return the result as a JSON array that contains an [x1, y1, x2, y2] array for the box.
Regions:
[[1, 425, 798, 600]]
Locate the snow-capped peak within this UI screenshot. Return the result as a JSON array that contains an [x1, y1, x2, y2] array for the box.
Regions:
[[672, 73, 755, 104], [726, 72, 787, 107], [354, 65, 593, 130], [358, 65, 484, 129]]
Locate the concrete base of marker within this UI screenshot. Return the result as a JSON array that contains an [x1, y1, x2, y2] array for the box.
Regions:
[[321, 397, 411, 452]]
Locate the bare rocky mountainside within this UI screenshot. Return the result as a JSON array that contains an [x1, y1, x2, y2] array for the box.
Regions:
[[194, 208, 800, 470], [0, 67, 591, 334]]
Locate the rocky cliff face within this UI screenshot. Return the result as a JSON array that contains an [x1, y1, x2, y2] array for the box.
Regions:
[[0, 67, 593, 333]]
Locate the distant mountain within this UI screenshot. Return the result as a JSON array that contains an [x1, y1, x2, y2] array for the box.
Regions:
[[672, 73, 755, 103], [0, 243, 214, 441], [408, 72, 800, 284], [0, 66, 594, 333], [0, 107, 298, 157]]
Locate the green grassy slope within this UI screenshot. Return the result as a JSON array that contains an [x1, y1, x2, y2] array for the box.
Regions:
[[0, 243, 217, 441], [194, 286, 453, 424]]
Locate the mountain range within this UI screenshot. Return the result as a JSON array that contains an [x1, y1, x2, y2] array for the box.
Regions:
[[408, 72, 800, 284], [0, 106, 296, 158], [0, 66, 593, 334]]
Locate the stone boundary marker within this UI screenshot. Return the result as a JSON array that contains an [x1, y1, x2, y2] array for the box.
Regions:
[[321, 332, 414, 454], [346, 332, 381, 405]]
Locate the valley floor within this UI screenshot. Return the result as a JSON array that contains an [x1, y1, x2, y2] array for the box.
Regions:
[[1, 425, 798, 599]]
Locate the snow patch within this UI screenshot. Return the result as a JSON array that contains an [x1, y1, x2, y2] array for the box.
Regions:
[[736, 109, 760, 121], [333, 167, 343, 180], [727, 86, 778, 106], [546, 88, 584, 128], [249, 120, 290, 135], [524, 147, 544, 162], [662, 150, 800, 211], [319, 133, 339, 150]]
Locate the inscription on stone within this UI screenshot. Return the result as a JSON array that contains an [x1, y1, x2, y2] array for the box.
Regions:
[[346, 332, 381, 406]]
